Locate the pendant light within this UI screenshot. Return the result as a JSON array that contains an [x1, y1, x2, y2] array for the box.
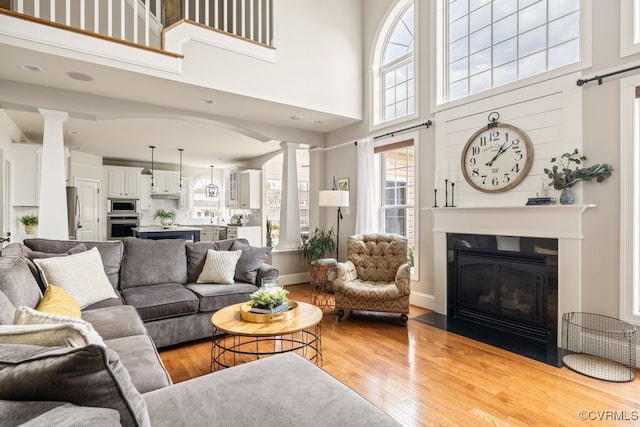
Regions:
[[177, 148, 185, 194], [149, 145, 158, 193], [206, 165, 219, 198]]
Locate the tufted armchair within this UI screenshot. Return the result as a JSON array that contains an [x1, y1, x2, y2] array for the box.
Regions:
[[333, 233, 411, 325]]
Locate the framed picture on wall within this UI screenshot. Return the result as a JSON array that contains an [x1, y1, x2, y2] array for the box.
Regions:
[[337, 178, 349, 191]]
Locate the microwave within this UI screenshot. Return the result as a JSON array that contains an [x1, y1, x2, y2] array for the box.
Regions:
[[107, 199, 138, 214]]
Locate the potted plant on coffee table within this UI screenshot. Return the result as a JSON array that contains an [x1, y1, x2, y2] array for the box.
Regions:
[[153, 209, 176, 228], [19, 214, 38, 234]]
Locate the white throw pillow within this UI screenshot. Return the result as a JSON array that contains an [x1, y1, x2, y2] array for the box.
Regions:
[[197, 249, 242, 285], [0, 323, 92, 347], [33, 247, 118, 308], [14, 306, 106, 347]]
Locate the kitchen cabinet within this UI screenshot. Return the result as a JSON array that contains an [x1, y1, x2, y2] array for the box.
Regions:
[[154, 171, 181, 195], [139, 175, 152, 210], [225, 168, 239, 208], [238, 169, 261, 209], [212, 225, 227, 241], [13, 144, 41, 206], [199, 225, 214, 241], [227, 225, 261, 246], [106, 166, 142, 198]]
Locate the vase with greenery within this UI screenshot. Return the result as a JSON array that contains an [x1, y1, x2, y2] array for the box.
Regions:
[[153, 209, 176, 227], [19, 215, 38, 234], [249, 286, 289, 309], [543, 149, 613, 205], [299, 227, 336, 264]]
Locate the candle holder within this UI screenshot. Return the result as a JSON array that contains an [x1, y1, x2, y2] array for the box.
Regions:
[[450, 182, 456, 207], [444, 179, 449, 207], [433, 189, 438, 207]]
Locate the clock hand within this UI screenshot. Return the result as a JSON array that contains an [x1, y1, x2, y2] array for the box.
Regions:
[[485, 142, 509, 167]]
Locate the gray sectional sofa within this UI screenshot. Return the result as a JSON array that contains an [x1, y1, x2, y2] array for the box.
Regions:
[[0, 237, 401, 426]]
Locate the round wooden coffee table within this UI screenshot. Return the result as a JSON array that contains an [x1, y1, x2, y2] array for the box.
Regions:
[[210, 301, 323, 371]]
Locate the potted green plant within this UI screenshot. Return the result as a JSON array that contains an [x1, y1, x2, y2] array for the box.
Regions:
[[19, 215, 38, 234], [544, 149, 613, 205], [153, 209, 176, 228], [298, 227, 336, 264]]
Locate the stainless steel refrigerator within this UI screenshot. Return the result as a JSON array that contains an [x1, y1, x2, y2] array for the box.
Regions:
[[66, 186, 80, 239]]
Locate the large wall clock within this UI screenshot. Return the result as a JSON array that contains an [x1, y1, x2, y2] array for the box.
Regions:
[[460, 113, 534, 193]]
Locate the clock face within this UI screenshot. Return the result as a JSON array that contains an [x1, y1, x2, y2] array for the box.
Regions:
[[461, 123, 534, 193]]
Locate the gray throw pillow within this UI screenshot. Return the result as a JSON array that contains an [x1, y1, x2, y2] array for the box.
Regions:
[[0, 344, 150, 427], [27, 242, 88, 260], [230, 240, 272, 285]]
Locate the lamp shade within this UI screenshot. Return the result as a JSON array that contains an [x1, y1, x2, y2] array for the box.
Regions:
[[319, 190, 349, 207]]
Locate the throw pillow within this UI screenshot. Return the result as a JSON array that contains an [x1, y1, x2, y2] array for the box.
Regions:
[[0, 324, 92, 347], [36, 285, 81, 318], [230, 240, 273, 285], [14, 306, 105, 347], [33, 247, 118, 308], [0, 344, 150, 427], [196, 249, 242, 285], [27, 242, 88, 260]]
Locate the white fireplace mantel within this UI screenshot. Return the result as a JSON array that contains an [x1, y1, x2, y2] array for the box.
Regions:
[[427, 205, 595, 341]]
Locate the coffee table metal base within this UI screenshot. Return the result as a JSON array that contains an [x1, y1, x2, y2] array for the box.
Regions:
[[211, 325, 322, 371]]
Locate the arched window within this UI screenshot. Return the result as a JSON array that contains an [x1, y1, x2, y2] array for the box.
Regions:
[[191, 175, 220, 219], [372, 0, 416, 126]]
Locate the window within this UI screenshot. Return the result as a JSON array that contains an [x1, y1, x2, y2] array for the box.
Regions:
[[377, 140, 415, 249], [191, 176, 220, 219], [442, 0, 580, 102], [372, 0, 416, 126], [621, 0, 640, 57]]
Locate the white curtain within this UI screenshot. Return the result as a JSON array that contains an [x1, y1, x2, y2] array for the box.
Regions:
[[355, 137, 379, 234]]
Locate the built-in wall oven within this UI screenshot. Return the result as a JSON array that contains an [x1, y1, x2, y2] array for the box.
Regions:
[[107, 215, 139, 240]]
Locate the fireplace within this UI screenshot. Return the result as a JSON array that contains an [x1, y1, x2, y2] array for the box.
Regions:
[[448, 234, 558, 349]]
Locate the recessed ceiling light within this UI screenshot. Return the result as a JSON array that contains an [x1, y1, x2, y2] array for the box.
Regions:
[[65, 130, 79, 135], [21, 64, 43, 73], [312, 120, 323, 124], [200, 98, 216, 105], [66, 71, 93, 81], [290, 115, 304, 120]]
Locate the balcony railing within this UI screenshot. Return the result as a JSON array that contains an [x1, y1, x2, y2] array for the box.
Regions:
[[8, 0, 273, 50]]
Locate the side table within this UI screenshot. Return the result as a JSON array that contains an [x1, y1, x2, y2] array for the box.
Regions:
[[310, 260, 337, 313]]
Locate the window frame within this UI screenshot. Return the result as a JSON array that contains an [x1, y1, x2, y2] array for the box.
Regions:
[[432, 0, 592, 110], [190, 174, 221, 220], [375, 131, 420, 280], [621, 0, 640, 58], [371, 0, 419, 131]]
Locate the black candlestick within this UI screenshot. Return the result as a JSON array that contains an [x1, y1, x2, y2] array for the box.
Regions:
[[444, 179, 449, 207], [433, 189, 438, 207], [451, 182, 456, 207]]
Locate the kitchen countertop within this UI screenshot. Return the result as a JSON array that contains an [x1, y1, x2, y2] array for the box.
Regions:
[[132, 226, 203, 232]]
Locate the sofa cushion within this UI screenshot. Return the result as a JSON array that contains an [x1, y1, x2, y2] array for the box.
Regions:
[[196, 249, 242, 285], [121, 239, 187, 288], [14, 306, 106, 347], [28, 242, 87, 260], [186, 283, 258, 312], [36, 285, 81, 318], [0, 344, 150, 427], [23, 239, 123, 289], [81, 305, 148, 340], [121, 283, 199, 321], [0, 401, 121, 427], [0, 323, 95, 347], [143, 353, 401, 427], [0, 256, 42, 324], [105, 335, 172, 393], [83, 290, 124, 310], [33, 247, 119, 308], [231, 240, 273, 285], [186, 239, 250, 283]]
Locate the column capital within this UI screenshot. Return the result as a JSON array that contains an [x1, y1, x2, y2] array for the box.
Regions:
[[279, 141, 300, 150], [37, 108, 69, 122]]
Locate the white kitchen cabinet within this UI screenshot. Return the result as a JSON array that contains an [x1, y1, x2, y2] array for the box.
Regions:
[[139, 175, 153, 210], [106, 166, 142, 198], [13, 144, 41, 206], [199, 225, 214, 241], [154, 171, 181, 195], [178, 178, 190, 209], [225, 168, 239, 208], [227, 225, 261, 246], [212, 225, 227, 241], [238, 169, 261, 209]]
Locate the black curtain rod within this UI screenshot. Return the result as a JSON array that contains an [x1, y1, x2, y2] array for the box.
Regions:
[[355, 120, 433, 145], [577, 64, 640, 86]]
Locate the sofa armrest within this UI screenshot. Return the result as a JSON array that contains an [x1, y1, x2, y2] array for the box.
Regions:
[[255, 263, 278, 287], [333, 261, 357, 291], [394, 263, 411, 296]]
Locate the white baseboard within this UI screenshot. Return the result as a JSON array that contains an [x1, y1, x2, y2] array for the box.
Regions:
[[278, 272, 310, 286], [410, 292, 434, 310]]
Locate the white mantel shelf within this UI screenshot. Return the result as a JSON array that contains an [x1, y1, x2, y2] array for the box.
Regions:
[[427, 204, 595, 341], [425, 204, 596, 240]]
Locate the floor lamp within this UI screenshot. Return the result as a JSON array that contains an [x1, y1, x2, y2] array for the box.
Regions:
[[319, 188, 349, 261]]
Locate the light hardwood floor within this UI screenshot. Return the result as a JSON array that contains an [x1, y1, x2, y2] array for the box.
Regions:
[[159, 284, 640, 426]]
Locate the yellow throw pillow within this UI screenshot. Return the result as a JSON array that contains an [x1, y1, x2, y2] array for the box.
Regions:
[[36, 285, 82, 318]]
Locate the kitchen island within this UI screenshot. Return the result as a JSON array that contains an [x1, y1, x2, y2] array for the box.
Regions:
[[132, 226, 202, 242]]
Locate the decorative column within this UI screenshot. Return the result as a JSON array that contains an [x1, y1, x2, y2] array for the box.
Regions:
[[275, 142, 300, 251], [38, 108, 69, 239]]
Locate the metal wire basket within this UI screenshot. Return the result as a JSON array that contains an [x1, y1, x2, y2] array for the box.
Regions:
[[561, 312, 636, 382]]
